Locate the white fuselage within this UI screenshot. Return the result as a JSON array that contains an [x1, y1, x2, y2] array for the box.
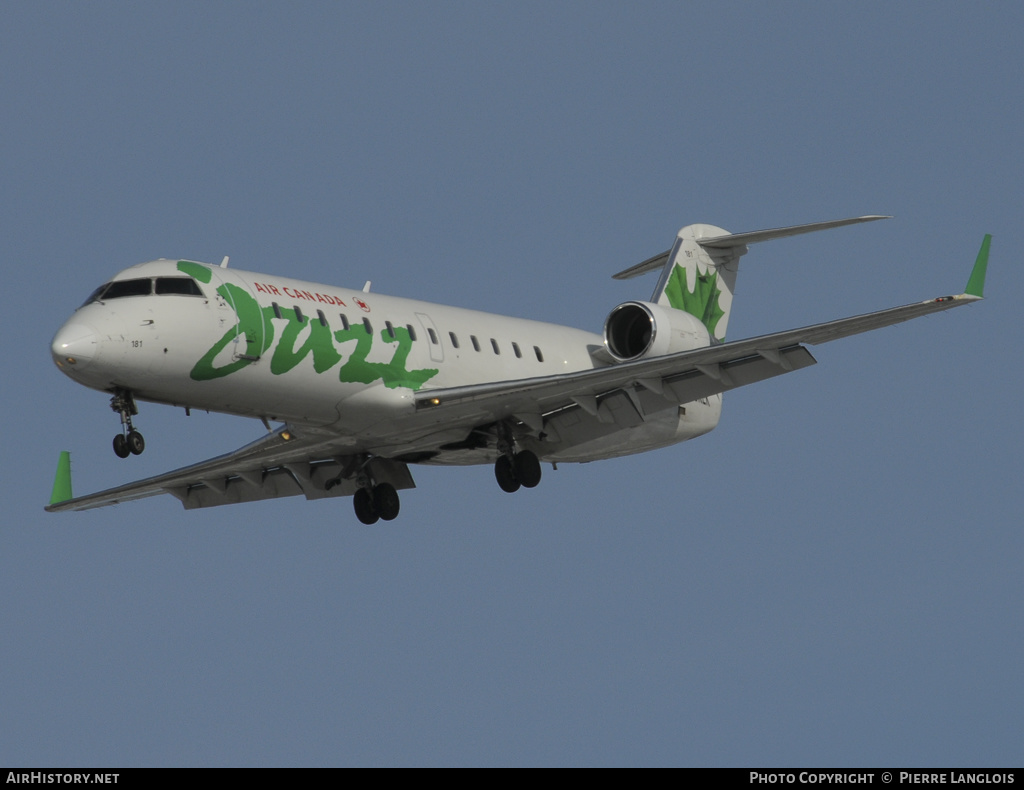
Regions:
[[51, 259, 721, 465]]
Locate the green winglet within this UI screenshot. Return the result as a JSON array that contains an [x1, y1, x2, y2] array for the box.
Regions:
[[49, 451, 73, 505], [964, 234, 991, 298]]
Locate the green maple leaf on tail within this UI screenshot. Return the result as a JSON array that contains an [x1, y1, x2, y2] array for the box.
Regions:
[[663, 265, 726, 339]]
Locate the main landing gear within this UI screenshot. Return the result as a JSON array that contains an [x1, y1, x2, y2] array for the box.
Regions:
[[353, 483, 400, 525], [333, 455, 401, 525], [494, 450, 542, 493], [493, 423, 542, 493], [110, 389, 145, 459]]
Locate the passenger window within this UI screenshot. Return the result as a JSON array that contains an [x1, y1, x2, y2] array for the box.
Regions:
[[155, 277, 204, 296], [317, 309, 327, 327], [406, 324, 417, 341], [491, 339, 500, 355], [512, 342, 522, 358], [449, 332, 459, 349], [428, 328, 439, 345], [534, 346, 544, 362], [272, 302, 282, 319], [363, 317, 373, 334], [294, 306, 305, 323], [385, 321, 396, 339], [471, 335, 481, 352], [339, 313, 350, 331]]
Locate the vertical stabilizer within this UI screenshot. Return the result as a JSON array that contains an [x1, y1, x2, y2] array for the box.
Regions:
[[652, 224, 741, 342]]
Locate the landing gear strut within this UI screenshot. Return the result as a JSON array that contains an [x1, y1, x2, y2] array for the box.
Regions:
[[110, 389, 144, 458]]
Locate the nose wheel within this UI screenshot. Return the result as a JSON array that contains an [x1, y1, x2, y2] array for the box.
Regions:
[[113, 430, 145, 458], [110, 389, 145, 458]]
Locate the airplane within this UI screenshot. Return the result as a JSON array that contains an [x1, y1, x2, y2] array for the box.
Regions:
[[46, 216, 990, 524]]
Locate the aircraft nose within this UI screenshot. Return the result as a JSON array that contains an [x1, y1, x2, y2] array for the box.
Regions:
[[51, 322, 100, 371]]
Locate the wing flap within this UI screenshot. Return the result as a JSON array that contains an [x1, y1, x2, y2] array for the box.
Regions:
[[663, 346, 816, 403]]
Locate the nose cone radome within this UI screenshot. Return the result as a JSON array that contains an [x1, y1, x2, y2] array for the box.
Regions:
[[51, 322, 100, 372]]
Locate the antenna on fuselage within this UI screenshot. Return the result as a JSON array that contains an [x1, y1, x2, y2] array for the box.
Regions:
[[220, 256, 230, 268], [362, 281, 371, 293]]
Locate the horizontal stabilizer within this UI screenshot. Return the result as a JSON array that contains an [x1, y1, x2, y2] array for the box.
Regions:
[[696, 215, 890, 249], [613, 215, 890, 280], [613, 250, 674, 281]]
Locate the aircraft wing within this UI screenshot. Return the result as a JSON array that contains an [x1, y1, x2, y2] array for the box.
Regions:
[[412, 290, 984, 431], [45, 423, 415, 512], [412, 234, 989, 429]]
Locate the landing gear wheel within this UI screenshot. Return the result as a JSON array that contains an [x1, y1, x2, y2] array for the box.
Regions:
[[110, 389, 141, 457], [372, 483, 400, 521], [495, 455, 521, 493], [127, 430, 145, 456], [353, 488, 379, 525], [514, 450, 542, 488], [113, 434, 130, 459]]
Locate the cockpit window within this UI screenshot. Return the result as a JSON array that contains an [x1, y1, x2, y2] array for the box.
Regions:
[[80, 276, 205, 308], [102, 279, 153, 299], [155, 277, 204, 296], [80, 283, 110, 308]]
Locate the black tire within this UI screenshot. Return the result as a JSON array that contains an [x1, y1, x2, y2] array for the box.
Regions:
[[127, 430, 145, 456], [495, 455, 521, 493], [113, 434, 130, 458], [514, 450, 542, 488], [372, 483, 400, 521], [353, 488, 379, 525]]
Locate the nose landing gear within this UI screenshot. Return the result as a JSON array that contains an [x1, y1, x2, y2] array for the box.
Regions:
[[110, 389, 145, 458]]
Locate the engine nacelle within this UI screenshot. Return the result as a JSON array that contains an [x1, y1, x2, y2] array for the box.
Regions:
[[603, 301, 711, 362]]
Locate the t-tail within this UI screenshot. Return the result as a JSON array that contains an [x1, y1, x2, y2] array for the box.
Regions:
[[613, 215, 891, 342]]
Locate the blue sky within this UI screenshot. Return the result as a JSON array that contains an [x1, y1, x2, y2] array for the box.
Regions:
[[2, 2, 1021, 766]]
